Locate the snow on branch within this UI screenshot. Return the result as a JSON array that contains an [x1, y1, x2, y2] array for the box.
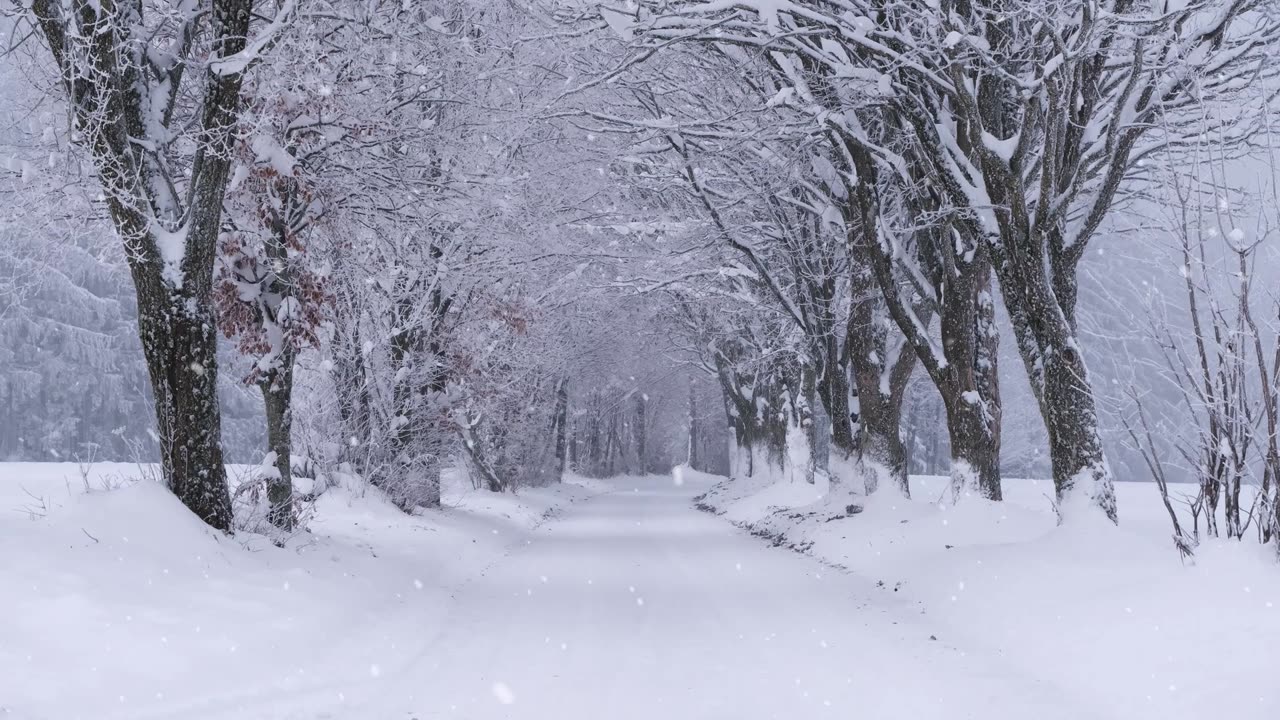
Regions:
[[209, 0, 298, 77]]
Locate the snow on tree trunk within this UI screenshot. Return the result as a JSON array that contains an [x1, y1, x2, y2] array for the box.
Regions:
[[782, 368, 817, 485], [461, 421, 507, 493], [943, 392, 1001, 502], [857, 414, 907, 497], [728, 439, 748, 480], [728, 436, 774, 482]]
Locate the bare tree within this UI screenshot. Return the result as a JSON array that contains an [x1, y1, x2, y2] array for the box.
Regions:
[[18, 0, 294, 530], [1125, 119, 1280, 556], [637, 0, 1278, 521], [1121, 389, 1195, 559]]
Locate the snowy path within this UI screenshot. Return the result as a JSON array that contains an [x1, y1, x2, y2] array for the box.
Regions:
[[14, 469, 1264, 720], [337, 475, 1092, 720]]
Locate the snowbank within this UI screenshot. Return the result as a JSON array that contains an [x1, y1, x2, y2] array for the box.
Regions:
[[694, 471, 1280, 720], [0, 462, 608, 720]]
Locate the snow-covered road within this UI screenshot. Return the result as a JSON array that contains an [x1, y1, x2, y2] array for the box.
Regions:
[[3, 469, 1116, 720], [351, 475, 1090, 720]]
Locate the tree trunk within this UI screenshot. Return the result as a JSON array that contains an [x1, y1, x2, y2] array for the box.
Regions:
[[1034, 334, 1117, 521], [847, 272, 915, 496], [569, 428, 579, 469], [687, 377, 700, 471], [606, 413, 620, 476], [975, 154, 1117, 521], [1225, 473, 1242, 539], [1266, 457, 1280, 552], [552, 378, 569, 477], [634, 392, 647, 475], [729, 438, 755, 479], [333, 301, 371, 470], [259, 356, 295, 530], [787, 365, 818, 484], [1273, 472, 1280, 558], [943, 394, 1001, 501], [461, 423, 506, 493], [386, 292, 417, 503], [933, 251, 1002, 502], [135, 282, 233, 530], [856, 397, 908, 496], [818, 333, 854, 456], [588, 412, 601, 473], [843, 125, 1003, 504]]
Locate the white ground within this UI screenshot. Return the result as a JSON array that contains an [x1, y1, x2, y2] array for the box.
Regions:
[[2, 462, 1277, 719]]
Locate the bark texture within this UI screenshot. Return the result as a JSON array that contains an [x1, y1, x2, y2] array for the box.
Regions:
[[135, 283, 233, 529]]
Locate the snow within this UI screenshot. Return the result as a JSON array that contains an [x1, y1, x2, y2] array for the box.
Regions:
[[782, 411, 814, 484], [152, 222, 189, 289], [698, 470, 1280, 720], [599, 6, 636, 42], [981, 130, 1019, 163], [249, 134, 297, 177], [3, 463, 1276, 720], [254, 451, 282, 481], [425, 16, 450, 34], [0, 462, 608, 719], [766, 86, 795, 108], [208, 0, 298, 77], [715, 463, 829, 524], [340, 473, 1082, 719], [947, 457, 977, 500]]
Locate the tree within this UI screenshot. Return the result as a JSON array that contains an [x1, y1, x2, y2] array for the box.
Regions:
[[213, 15, 345, 528], [1124, 131, 1280, 556], [571, 51, 850, 488], [859, 178, 1003, 501], [639, 0, 1278, 521], [215, 161, 329, 529], [18, 0, 295, 530]]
